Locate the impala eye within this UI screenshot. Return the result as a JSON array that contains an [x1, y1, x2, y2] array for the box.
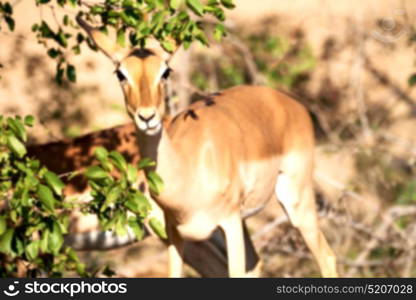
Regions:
[[162, 67, 172, 80], [115, 69, 127, 82]]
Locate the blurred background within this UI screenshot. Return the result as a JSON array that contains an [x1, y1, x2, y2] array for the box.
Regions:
[[1, 0, 416, 277]]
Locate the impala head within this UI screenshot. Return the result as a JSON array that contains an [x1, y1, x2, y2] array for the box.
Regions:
[[77, 16, 178, 136]]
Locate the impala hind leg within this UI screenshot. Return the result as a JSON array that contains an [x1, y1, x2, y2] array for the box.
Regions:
[[220, 213, 246, 277], [275, 173, 338, 277], [166, 222, 184, 277]]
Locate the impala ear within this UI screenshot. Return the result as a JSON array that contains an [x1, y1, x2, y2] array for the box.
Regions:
[[76, 15, 126, 63]]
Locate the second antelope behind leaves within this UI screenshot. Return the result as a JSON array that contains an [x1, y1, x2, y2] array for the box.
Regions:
[[76, 15, 338, 278]]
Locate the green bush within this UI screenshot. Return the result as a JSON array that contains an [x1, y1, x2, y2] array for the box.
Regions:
[[0, 115, 85, 277], [0, 115, 167, 277], [191, 28, 316, 91]]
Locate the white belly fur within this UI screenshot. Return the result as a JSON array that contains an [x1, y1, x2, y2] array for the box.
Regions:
[[176, 212, 218, 240], [174, 158, 279, 241]]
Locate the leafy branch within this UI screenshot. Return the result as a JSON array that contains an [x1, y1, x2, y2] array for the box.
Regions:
[[0, 0, 235, 84]]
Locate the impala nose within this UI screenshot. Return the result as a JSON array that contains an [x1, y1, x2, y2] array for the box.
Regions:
[[138, 112, 156, 123], [135, 108, 161, 135]]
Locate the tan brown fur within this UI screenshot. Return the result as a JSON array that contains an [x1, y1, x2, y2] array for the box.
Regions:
[[27, 123, 139, 195]]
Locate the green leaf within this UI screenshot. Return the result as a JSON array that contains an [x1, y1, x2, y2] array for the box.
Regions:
[[149, 217, 167, 239], [7, 134, 27, 158], [12, 234, 25, 256], [214, 23, 225, 41], [128, 218, 144, 240], [169, 0, 181, 10], [76, 33, 84, 44], [0, 228, 14, 255], [66, 247, 79, 262], [183, 40, 191, 49], [126, 164, 138, 184], [408, 74, 416, 87], [5, 16, 15, 32], [94, 146, 109, 161], [24, 115, 35, 127], [7, 117, 27, 142], [55, 63, 65, 85], [137, 157, 156, 169], [0, 216, 6, 236], [20, 186, 30, 206], [102, 265, 116, 277], [109, 151, 127, 171], [213, 7, 225, 21], [63, 15, 69, 26], [66, 64, 76, 82], [117, 28, 126, 47], [48, 223, 64, 254], [26, 241, 40, 260], [124, 198, 137, 214], [186, 0, 204, 16], [56, 31, 68, 48], [44, 171, 65, 196], [3, 2, 12, 14], [14, 236, 24, 255], [91, 5, 104, 14], [125, 192, 150, 215], [177, 11, 189, 21], [72, 45, 81, 55], [100, 186, 121, 212], [40, 230, 49, 253], [147, 170, 164, 195], [39, 21, 54, 38], [220, 0, 235, 8], [115, 221, 127, 236], [107, 10, 120, 18], [47, 48, 60, 58], [9, 210, 17, 224], [161, 40, 174, 52], [76, 263, 86, 276], [196, 31, 209, 46], [151, 11, 165, 32], [85, 165, 109, 180], [37, 184, 56, 213]]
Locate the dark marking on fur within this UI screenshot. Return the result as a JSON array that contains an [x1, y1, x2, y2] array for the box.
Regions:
[[184, 109, 199, 120], [203, 97, 216, 106], [198, 92, 221, 106], [129, 48, 155, 59]]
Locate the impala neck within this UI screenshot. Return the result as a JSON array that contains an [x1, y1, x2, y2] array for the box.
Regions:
[[136, 126, 183, 190]]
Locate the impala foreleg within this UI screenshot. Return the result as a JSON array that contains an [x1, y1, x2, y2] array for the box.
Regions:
[[220, 213, 246, 277], [166, 223, 184, 277]]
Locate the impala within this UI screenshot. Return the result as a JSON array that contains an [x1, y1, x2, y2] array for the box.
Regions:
[[27, 123, 260, 277], [76, 16, 338, 277]]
